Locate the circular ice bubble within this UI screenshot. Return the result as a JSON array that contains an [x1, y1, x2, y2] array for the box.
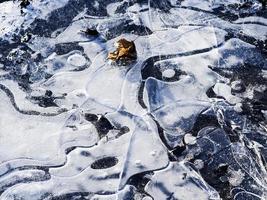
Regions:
[[135, 160, 142, 167], [162, 69, 175, 78], [67, 54, 87, 67], [150, 150, 156, 156]]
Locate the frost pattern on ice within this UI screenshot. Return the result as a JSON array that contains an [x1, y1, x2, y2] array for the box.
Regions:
[[0, 0, 266, 199]]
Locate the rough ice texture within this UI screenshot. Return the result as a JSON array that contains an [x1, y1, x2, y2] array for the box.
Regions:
[[0, 0, 266, 199]]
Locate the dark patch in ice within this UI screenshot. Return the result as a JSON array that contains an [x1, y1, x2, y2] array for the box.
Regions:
[[211, 65, 267, 123], [0, 84, 67, 116], [95, 116, 115, 137], [126, 171, 154, 196], [141, 59, 187, 82], [85, 114, 115, 138], [52, 192, 92, 200], [191, 114, 220, 136], [103, 21, 152, 40], [80, 151, 90, 157], [84, 113, 98, 122], [91, 156, 118, 169], [54, 43, 84, 55], [29, 90, 62, 108], [29, 0, 118, 37], [137, 81, 147, 109]]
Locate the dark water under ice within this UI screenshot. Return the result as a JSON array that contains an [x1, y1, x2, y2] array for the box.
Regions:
[[0, 0, 266, 199]]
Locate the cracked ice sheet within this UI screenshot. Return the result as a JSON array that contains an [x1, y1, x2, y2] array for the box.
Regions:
[[134, 5, 266, 41], [83, 26, 226, 111], [0, 0, 68, 40], [145, 162, 220, 200], [0, 89, 102, 175], [0, 0, 267, 199], [0, 112, 169, 199], [0, 90, 66, 171]]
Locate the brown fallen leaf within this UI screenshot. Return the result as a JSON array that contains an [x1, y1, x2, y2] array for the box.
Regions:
[[108, 38, 137, 62]]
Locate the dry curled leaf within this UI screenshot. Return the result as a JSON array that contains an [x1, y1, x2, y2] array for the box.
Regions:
[[108, 38, 137, 62]]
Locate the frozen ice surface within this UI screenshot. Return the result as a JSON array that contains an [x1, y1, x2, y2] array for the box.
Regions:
[[0, 0, 266, 199]]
